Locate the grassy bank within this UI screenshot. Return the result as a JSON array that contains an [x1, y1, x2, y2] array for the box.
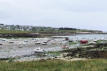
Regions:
[[0, 59, 107, 71], [0, 29, 31, 34]]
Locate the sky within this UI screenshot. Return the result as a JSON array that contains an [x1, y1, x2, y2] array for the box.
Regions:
[[0, 0, 107, 31]]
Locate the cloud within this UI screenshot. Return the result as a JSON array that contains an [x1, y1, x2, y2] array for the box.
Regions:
[[40, 0, 107, 12], [0, 0, 40, 25], [0, 0, 107, 31]]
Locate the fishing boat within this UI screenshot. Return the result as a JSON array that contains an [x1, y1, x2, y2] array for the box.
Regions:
[[33, 48, 45, 53], [33, 48, 46, 56]]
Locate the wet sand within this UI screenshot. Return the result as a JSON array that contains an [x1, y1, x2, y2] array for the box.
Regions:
[[0, 38, 68, 61]]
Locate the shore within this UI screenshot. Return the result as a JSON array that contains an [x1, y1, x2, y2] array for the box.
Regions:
[[0, 34, 107, 61], [0, 37, 68, 61]]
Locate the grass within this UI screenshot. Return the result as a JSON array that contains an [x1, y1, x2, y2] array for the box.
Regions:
[[0, 59, 107, 71], [0, 29, 31, 34], [48, 51, 61, 56], [69, 41, 78, 45]]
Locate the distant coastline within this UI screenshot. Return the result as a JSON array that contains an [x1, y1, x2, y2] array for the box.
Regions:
[[0, 24, 105, 37]]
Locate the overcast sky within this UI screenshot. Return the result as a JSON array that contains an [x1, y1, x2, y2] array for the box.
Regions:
[[0, 0, 107, 31]]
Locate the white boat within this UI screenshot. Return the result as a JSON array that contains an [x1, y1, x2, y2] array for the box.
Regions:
[[33, 48, 45, 53]]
